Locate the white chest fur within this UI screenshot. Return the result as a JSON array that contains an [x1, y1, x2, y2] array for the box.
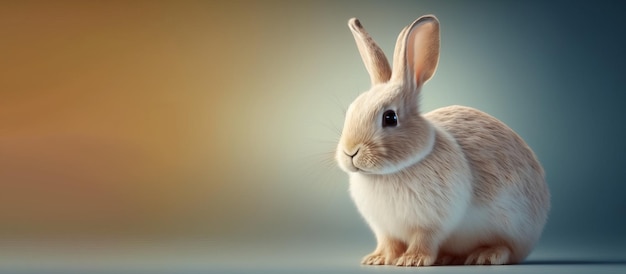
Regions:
[[348, 170, 471, 242]]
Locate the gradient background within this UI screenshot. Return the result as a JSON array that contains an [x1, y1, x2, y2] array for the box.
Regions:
[[1, 0, 624, 273]]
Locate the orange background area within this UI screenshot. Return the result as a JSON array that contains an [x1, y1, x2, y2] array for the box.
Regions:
[[0, 1, 311, 239]]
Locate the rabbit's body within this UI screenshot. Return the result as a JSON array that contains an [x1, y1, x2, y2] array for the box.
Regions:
[[349, 105, 548, 265], [336, 16, 549, 266]]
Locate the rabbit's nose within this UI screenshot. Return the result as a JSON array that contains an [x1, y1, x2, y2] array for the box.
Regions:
[[344, 148, 360, 158]]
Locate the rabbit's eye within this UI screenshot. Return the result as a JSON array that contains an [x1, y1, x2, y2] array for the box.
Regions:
[[382, 110, 397, 127]]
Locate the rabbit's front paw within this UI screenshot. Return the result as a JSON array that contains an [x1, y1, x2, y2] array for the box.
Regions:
[[395, 253, 435, 267], [361, 253, 386, 265]]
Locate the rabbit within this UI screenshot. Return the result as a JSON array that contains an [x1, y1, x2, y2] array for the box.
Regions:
[[335, 15, 550, 267]]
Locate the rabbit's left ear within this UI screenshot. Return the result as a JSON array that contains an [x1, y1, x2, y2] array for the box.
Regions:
[[348, 18, 392, 85], [391, 15, 440, 89]]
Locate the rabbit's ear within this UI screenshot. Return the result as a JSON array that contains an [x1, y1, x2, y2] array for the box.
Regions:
[[391, 15, 440, 89], [348, 18, 392, 85]]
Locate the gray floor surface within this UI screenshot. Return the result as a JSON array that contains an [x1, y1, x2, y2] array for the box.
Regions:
[[1, 242, 624, 274]]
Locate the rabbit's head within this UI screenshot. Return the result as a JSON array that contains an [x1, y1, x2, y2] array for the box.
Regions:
[[336, 16, 441, 175]]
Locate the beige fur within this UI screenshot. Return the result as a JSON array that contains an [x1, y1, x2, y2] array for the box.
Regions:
[[336, 15, 550, 267], [348, 18, 392, 85]]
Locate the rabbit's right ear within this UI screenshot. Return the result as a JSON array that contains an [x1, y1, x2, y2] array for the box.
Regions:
[[348, 18, 392, 85], [391, 15, 440, 90]]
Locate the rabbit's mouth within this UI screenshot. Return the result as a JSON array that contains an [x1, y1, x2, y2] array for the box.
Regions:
[[355, 168, 374, 175], [338, 148, 381, 174], [349, 161, 375, 174], [353, 166, 366, 173], [337, 152, 367, 174]]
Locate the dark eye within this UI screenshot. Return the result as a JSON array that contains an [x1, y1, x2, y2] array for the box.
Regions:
[[382, 110, 397, 127]]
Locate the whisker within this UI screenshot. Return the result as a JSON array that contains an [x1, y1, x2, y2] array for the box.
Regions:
[[319, 120, 343, 137], [290, 91, 353, 210], [330, 93, 349, 117]]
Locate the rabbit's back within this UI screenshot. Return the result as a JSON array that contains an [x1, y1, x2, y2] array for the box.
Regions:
[[425, 105, 550, 262]]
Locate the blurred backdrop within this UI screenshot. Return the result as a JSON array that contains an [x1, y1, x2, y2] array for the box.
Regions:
[[0, 0, 625, 266]]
